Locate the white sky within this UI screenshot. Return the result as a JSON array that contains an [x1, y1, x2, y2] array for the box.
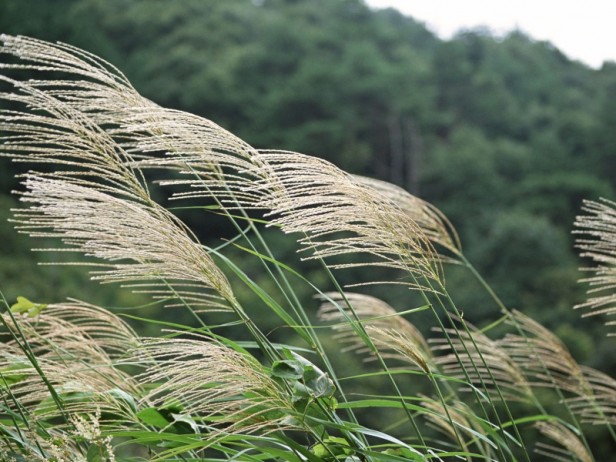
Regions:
[[365, 0, 616, 69]]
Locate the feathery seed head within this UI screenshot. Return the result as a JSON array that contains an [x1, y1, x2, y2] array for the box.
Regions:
[[420, 396, 485, 451], [3, 299, 138, 361], [253, 152, 442, 289], [566, 366, 616, 425], [1, 302, 141, 426], [501, 310, 590, 397], [128, 337, 299, 437], [318, 292, 431, 371], [2, 34, 444, 296], [352, 175, 461, 257], [0, 350, 138, 429]]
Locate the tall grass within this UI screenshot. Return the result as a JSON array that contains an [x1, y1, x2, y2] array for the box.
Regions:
[[1, 34, 615, 461]]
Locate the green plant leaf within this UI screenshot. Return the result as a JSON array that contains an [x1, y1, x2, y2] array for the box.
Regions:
[[10, 296, 47, 318], [86, 444, 105, 462], [171, 413, 200, 434], [107, 388, 137, 412], [271, 359, 304, 379], [137, 407, 170, 429]]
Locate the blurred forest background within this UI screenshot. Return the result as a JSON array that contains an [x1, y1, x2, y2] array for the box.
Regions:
[[2, 0, 616, 388]]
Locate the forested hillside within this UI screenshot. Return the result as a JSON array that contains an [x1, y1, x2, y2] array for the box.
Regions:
[[2, 0, 616, 383]]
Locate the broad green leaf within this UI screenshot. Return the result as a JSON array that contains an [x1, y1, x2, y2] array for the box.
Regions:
[[171, 413, 199, 434], [287, 350, 335, 398], [137, 407, 170, 429], [10, 296, 47, 318], [271, 359, 304, 380], [312, 436, 353, 458]]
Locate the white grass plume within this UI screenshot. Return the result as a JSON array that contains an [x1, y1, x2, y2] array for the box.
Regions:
[[1, 301, 142, 429], [0, 347, 139, 431], [574, 198, 616, 332], [431, 320, 532, 402], [127, 336, 299, 437], [352, 175, 461, 258], [0, 34, 262, 206], [1, 36, 236, 310], [1, 35, 444, 292], [534, 420, 592, 462], [503, 312, 616, 427], [13, 176, 234, 309], [0, 59, 148, 202], [250, 151, 441, 289], [500, 310, 589, 397], [317, 292, 431, 372], [4, 298, 138, 360], [566, 366, 616, 426], [419, 396, 486, 453]]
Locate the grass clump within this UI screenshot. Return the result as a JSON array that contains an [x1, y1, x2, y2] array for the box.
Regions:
[[1, 34, 615, 461]]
